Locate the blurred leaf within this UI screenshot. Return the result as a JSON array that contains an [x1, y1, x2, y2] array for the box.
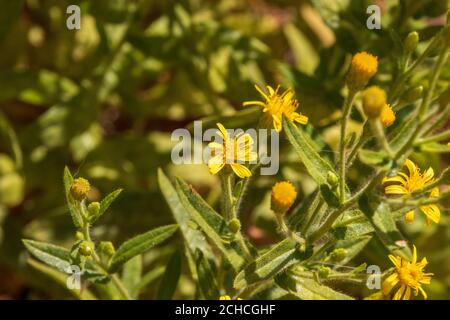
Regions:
[[276, 273, 353, 300], [157, 169, 214, 259], [121, 255, 142, 299], [109, 224, 178, 273], [195, 249, 220, 300], [419, 142, 450, 153], [157, 249, 182, 300], [0, 0, 24, 44]]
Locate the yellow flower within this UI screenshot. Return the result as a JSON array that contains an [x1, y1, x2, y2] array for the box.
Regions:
[[207, 123, 257, 179], [219, 295, 242, 300], [347, 51, 378, 90], [243, 85, 308, 132], [380, 103, 396, 127], [271, 181, 297, 213], [383, 159, 440, 224], [382, 245, 433, 300], [362, 86, 386, 118], [70, 177, 91, 201]]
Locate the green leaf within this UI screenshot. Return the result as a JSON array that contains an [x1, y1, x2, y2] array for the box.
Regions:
[[319, 184, 340, 208], [23, 239, 109, 283], [121, 255, 142, 299], [233, 239, 311, 290], [23, 239, 71, 272], [63, 167, 83, 228], [419, 142, 450, 153], [329, 235, 373, 265], [390, 116, 418, 153], [174, 177, 245, 271], [109, 224, 178, 273], [92, 188, 122, 223], [276, 273, 354, 300], [283, 116, 337, 186], [358, 149, 389, 166], [157, 169, 214, 260], [195, 250, 220, 299], [157, 250, 182, 300], [359, 195, 412, 260]]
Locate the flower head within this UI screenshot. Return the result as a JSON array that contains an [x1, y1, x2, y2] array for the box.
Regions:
[[271, 181, 297, 213], [347, 52, 378, 90], [380, 103, 396, 127], [70, 177, 91, 201], [383, 159, 440, 224], [243, 85, 308, 132], [207, 123, 257, 178], [219, 295, 242, 300], [382, 245, 433, 300], [362, 86, 386, 118]]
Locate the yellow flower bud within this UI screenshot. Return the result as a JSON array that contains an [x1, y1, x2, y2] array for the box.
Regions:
[[347, 52, 378, 90], [70, 177, 90, 201], [271, 181, 297, 214], [404, 32, 419, 53], [362, 86, 386, 118], [87, 201, 100, 218], [380, 103, 396, 127], [228, 218, 241, 233], [79, 241, 94, 256], [330, 248, 347, 262], [99, 241, 115, 256]]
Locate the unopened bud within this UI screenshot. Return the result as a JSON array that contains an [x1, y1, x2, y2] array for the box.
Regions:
[[99, 241, 115, 256], [318, 266, 330, 278], [87, 202, 100, 218], [326, 171, 339, 188], [362, 86, 386, 118], [75, 231, 84, 241], [404, 32, 419, 53], [330, 248, 347, 262], [79, 241, 94, 256], [228, 218, 241, 233]]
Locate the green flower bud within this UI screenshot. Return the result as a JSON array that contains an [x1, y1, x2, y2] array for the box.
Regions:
[[99, 241, 115, 256], [326, 171, 339, 188], [87, 201, 100, 218], [318, 266, 330, 278], [403, 85, 423, 103], [75, 231, 84, 241], [79, 241, 94, 256], [228, 218, 241, 233], [330, 248, 347, 262], [404, 32, 419, 53]]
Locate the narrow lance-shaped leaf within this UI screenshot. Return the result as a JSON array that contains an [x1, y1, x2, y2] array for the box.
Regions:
[[276, 273, 354, 300], [108, 224, 178, 273], [233, 239, 311, 290], [121, 255, 142, 299], [157, 169, 214, 260], [195, 250, 220, 299], [91, 188, 123, 223], [157, 250, 182, 300], [175, 177, 245, 271], [282, 117, 337, 186], [359, 195, 412, 260]]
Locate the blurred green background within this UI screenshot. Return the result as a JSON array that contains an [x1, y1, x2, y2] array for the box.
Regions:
[[0, 0, 449, 299]]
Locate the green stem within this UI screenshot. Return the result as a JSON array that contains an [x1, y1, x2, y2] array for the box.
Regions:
[[395, 47, 449, 158], [339, 90, 357, 204], [370, 119, 394, 158], [275, 213, 305, 245]]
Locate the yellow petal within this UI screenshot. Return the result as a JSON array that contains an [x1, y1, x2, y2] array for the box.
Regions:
[[243, 100, 266, 108], [405, 210, 414, 224], [385, 185, 407, 195], [272, 115, 282, 132], [216, 123, 227, 139], [255, 84, 269, 100], [412, 245, 417, 264], [382, 272, 399, 295], [402, 287, 411, 300], [418, 287, 428, 300], [404, 159, 418, 176], [208, 162, 224, 175], [383, 175, 407, 184], [388, 255, 402, 269], [230, 164, 252, 178], [393, 285, 406, 300], [420, 204, 440, 224]]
